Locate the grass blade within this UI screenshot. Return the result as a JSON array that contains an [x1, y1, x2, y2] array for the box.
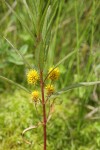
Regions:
[[55, 50, 77, 68], [0, 1, 17, 26], [4, 0, 35, 42], [0, 75, 30, 93]]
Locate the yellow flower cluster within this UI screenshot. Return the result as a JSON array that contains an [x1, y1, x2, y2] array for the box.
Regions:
[[27, 69, 39, 85], [46, 84, 55, 96], [32, 90, 39, 102], [27, 67, 60, 102], [48, 67, 60, 81]]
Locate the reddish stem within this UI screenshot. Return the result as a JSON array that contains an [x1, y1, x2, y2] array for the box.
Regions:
[[40, 70, 47, 150]]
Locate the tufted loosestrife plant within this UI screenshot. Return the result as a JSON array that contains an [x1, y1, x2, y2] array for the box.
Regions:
[[0, 1, 100, 150]]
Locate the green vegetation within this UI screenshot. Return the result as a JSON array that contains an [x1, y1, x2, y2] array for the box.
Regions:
[[0, 0, 100, 150]]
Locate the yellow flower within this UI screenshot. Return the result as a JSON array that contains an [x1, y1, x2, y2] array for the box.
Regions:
[[27, 69, 39, 85], [32, 90, 39, 102], [48, 67, 60, 81], [46, 84, 55, 96]]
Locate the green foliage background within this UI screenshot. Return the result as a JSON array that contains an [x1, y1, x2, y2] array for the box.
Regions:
[[0, 0, 100, 150]]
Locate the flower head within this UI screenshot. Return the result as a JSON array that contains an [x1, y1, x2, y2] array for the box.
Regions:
[[32, 90, 39, 102], [46, 84, 55, 96], [48, 67, 60, 81], [27, 69, 39, 85]]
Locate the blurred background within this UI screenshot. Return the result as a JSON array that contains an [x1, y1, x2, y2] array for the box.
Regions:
[[0, 0, 100, 150]]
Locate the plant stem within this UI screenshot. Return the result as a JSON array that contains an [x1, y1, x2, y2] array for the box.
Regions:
[[40, 70, 47, 150]]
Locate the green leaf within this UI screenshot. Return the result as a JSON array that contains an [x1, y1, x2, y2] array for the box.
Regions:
[[42, 6, 51, 41], [19, 45, 28, 55], [22, 0, 37, 34], [25, 54, 33, 59], [0, 76, 30, 93], [47, 0, 59, 32], [8, 53, 24, 65], [47, 0, 63, 67], [53, 81, 100, 95], [3, 37, 31, 69], [40, 0, 51, 32]]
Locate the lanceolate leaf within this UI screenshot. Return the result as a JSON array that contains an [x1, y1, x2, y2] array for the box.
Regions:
[[53, 81, 100, 95], [46, 0, 64, 67], [22, 0, 36, 33], [42, 6, 51, 41], [0, 76, 30, 94], [47, 0, 59, 32], [40, 0, 51, 32]]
